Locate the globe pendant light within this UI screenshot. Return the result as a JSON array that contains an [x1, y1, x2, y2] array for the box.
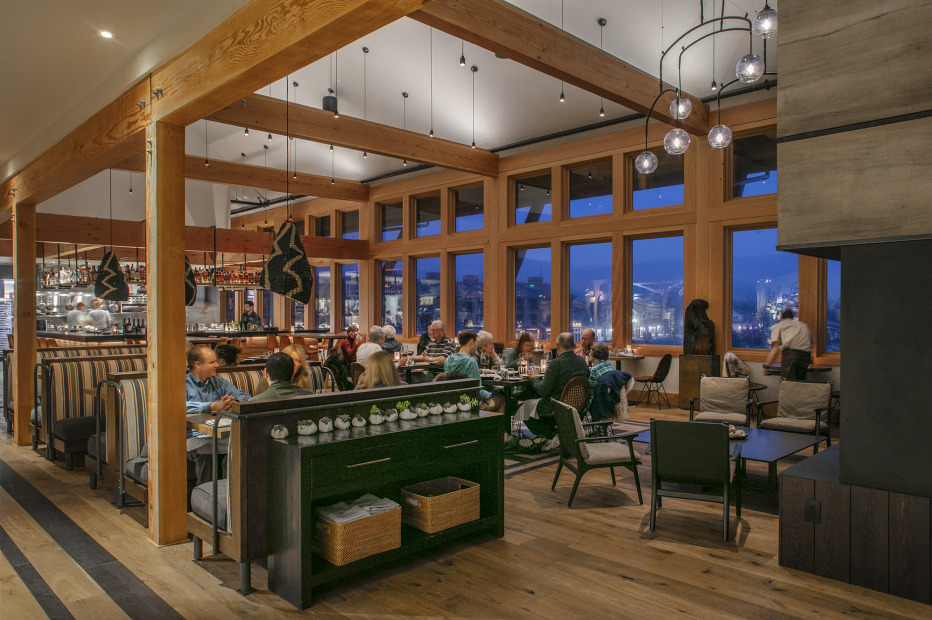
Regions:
[[708, 124, 733, 148], [634, 151, 659, 175], [663, 128, 690, 155], [752, 4, 778, 39], [735, 54, 765, 83], [669, 96, 692, 120]]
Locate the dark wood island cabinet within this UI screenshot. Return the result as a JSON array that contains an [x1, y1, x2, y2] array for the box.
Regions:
[[267, 412, 505, 609]]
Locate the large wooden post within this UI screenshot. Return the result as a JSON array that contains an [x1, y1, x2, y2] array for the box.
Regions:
[[145, 121, 188, 545], [11, 202, 36, 446]]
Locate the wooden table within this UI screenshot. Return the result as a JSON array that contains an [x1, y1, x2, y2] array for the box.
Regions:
[[481, 374, 541, 426], [395, 361, 432, 383], [762, 363, 832, 377], [608, 354, 645, 371], [187, 413, 231, 437]]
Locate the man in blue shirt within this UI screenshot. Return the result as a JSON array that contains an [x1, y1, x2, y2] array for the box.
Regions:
[[443, 331, 493, 400], [186, 346, 250, 484]]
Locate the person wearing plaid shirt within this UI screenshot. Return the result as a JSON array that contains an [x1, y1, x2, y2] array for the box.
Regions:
[[586, 343, 613, 414]]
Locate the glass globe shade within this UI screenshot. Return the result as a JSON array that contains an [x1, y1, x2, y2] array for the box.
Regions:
[[669, 96, 692, 120], [707, 124, 733, 149], [736, 54, 765, 83], [663, 128, 690, 155], [634, 151, 658, 174], [752, 8, 778, 39]]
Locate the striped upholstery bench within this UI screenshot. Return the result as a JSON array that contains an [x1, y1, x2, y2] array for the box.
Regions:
[[97, 366, 266, 512], [37, 355, 147, 469]]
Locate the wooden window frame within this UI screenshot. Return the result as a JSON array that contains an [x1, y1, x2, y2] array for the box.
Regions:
[[723, 127, 778, 204], [564, 157, 614, 221], [510, 169, 554, 228], [449, 182, 485, 235]]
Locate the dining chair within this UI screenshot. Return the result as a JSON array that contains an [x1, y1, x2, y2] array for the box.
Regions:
[[558, 376, 590, 414], [633, 353, 673, 409], [278, 334, 291, 348], [266, 334, 279, 354], [551, 401, 642, 507], [649, 419, 740, 540], [350, 362, 366, 387], [756, 380, 833, 451], [689, 376, 751, 427]]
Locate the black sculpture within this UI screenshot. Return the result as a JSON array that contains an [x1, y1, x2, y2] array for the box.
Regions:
[[260, 221, 313, 304], [94, 251, 129, 301], [684, 298, 715, 355], [184, 256, 197, 306]]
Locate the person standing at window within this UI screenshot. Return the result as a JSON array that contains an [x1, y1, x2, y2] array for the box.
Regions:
[[765, 308, 813, 380]]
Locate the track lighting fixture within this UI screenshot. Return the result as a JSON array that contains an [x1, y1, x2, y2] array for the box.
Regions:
[[459, 40, 466, 66], [244, 127, 249, 135], [267, 133, 272, 141]]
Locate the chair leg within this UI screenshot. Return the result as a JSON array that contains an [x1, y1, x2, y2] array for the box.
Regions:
[[193, 536, 203, 560], [610, 467, 616, 486], [568, 472, 584, 507], [551, 459, 564, 491], [632, 466, 643, 505], [723, 486, 731, 541], [65, 452, 74, 471], [650, 488, 658, 531], [238, 562, 254, 596], [657, 385, 671, 409], [89, 471, 97, 489]]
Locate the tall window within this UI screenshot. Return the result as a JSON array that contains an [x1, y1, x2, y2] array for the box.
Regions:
[[224, 291, 235, 323], [826, 260, 841, 352], [341, 211, 359, 240], [514, 173, 552, 225], [315, 266, 330, 330], [631, 237, 684, 345], [290, 301, 305, 329], [514, 247, 551, 340], [415, 194, 441, 237], [341, 264, 359, 329], [381, 260, 403, 332], [569, 161, 612, 218], [731, 228, 798, 349], [415, 257, 441, 335], [380, 201, 403, 241], [262, 292, 273, 328], [315, 216, 331, 237], [631, 150, 684, 210], [732, 132, 777, 198], [454, 186, 484, 232], [569, 243, 612, 342], [454, 253, 483, 333]]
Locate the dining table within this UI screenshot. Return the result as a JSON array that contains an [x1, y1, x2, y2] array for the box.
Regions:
[[187, 413, 232, 437], [608, 353, 645, 371], [762, 362, 832, 377], [481, 372, 542, 430]]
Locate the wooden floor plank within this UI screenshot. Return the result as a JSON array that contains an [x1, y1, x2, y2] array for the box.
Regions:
[[2, 406, 931, 619], [0, 542, 50, 619]]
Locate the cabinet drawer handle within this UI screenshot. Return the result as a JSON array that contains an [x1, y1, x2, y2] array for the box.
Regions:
[[444, 440, 479, 449], [347, 457, 391, 468]]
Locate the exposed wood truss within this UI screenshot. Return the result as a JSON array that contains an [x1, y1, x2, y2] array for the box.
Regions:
[[411, 0, 709, 135], [113, 154, 369, 202], [207, 95, 499, 177]]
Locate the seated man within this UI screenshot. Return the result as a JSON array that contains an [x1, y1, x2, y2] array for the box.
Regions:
[[185, 346, 250, 484], [356, 325, 385, 369], [574, 327, 595, 359], [413, 320, 456, 364], [251, 352, 314, 400], [444, 330, 494, 401], [524, 332, 590, 445]]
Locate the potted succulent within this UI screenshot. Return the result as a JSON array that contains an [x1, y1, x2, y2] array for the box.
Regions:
[[384, 407, 399, 422], [414, 402, 428, 417], [396, 401, 414, 419], [334, 414, 351, 430], [317, 416, 333, 433], [443, 401, 458, 414], [270, 424, 289, 439], [296, 419, 318, 435], [351, 413, 367, 427], [457, 394, 475, 411], [368, 405, 385, 425], [428, 402, 443, 415]]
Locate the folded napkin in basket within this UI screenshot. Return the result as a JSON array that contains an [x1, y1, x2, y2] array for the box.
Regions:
[[317, 494, 400, 524]]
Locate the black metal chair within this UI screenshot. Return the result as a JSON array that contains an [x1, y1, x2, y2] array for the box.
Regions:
[[649, 419, 740, 541], [634, 353, 673, 409], [551, 401, 642, 507]]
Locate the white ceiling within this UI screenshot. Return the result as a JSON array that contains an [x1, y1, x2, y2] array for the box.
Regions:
[[1, 0, 777, 214]]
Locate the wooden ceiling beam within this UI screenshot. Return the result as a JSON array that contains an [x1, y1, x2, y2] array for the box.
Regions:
[[208, 94, 499, 177], [0, 214, 368, 261], [114, 153, 369, 202], [150, 0, 432, 127], [0, 83, 150, 212], [411, 0, 709, 135]]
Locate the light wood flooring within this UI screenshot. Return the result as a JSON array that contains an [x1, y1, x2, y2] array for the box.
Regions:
[[1, 407, 928, 619]]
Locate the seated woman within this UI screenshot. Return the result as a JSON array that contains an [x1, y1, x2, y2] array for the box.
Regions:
[[356, 351, 403, 390], [280, 344, 312, 390], [381, 324, 404, 355], [472, 331, 504, 369], [501, 332, 536, 369], [214, 343, 241, 367]]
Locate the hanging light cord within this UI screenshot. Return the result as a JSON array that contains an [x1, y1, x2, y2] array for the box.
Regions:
[[286, 77, 290, 221], [108, 168, 113, 251], [429, 28, 434, 136]]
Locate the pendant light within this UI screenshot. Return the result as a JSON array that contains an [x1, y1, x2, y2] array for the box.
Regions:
[[428, 28, 434, 138], [459, 40, 466, 66], [558, 0, 565, 103], [471, 65, 478, 148], [94, 168, 129, 301], [401, 91, 408, 167], [204, 121, 210, 167], [597, 18, 607, 118], [362, 46, 369, 158], [292, 81, 299, 180]]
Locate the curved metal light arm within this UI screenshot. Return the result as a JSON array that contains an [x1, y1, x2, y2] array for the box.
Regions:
[[644, 87, 678, 148], [659, 16, 752, 89]]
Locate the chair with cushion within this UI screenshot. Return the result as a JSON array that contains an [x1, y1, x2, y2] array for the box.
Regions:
[[633, 353, 673, 409], [757, 380, 833, 451], [689, 376, 751, 427], [722, 351, 767, 405], [550, 401, 642, 507], [308, 363, 337, 392], [649, 419, 740, 541], [350, 362, 367, 387], [558, 376, 590, 414]]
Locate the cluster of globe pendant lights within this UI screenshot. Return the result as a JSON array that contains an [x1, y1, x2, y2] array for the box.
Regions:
[[635, 4, 777, 175]]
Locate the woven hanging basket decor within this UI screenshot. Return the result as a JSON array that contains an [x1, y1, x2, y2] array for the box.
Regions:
[[184, 256, 197, 306], [261, 221, 313, 304], [94, 251, 130, 301]]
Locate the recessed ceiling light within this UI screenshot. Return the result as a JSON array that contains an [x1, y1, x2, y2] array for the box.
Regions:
[[99, 31, 113, 39]]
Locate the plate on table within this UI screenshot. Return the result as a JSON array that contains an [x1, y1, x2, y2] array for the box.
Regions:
[[728, 428, 748, 439]]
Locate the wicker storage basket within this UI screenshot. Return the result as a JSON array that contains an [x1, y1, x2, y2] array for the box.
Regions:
[[313, 506, 401, 566], [401, 477, 480, 534]]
